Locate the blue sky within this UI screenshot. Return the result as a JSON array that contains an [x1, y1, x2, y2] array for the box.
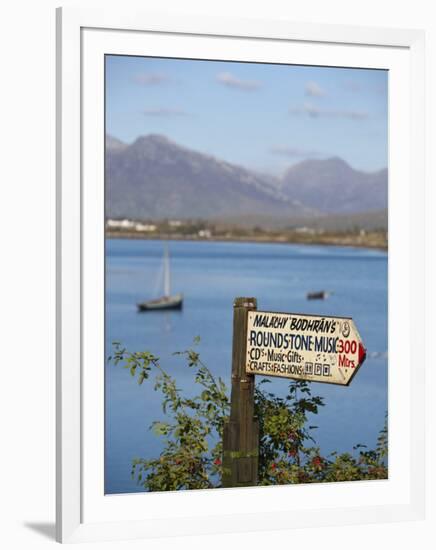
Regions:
[[106, 55, 388, 175]]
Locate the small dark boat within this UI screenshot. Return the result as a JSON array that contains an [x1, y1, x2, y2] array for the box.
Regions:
[[137, 245, 183, 312], [306, 290, 330, 300], [137, 293, 183, 311]]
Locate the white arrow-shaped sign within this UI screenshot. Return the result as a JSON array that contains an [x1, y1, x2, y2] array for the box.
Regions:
[[245, 310, 366, 386]]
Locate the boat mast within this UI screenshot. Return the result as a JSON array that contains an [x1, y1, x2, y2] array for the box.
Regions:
[[163, 244, 171, 297]]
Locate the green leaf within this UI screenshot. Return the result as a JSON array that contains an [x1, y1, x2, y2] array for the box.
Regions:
[[152, 422, 169, 436], [201, 390, 210, 402]]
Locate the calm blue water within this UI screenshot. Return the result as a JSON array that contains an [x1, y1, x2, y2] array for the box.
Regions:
[[105, 239, 388, 494]]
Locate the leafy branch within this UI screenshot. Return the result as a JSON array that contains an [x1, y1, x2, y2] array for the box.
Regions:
[[110, 340, 388, 491]]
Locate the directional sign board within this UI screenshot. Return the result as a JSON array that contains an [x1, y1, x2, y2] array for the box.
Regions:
[[245, 310, 366, 386]]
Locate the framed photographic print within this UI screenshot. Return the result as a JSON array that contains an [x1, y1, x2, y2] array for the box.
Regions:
[[56, 7, 425, 543]]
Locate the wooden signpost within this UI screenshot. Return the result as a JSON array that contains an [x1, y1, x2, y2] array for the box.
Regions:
[[222, 297, 366, 488], [222, 297, 259, 488]]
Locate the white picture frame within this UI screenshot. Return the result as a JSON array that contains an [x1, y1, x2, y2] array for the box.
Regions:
[[56, 6, 425, 544]]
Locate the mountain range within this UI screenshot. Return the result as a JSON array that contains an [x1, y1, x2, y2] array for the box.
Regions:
[[106, 134, 387, 223], [279, 157, 387, 214]]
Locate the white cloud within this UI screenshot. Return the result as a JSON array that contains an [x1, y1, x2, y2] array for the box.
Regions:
[[289, 101, 369, 120], [305, 81, 326, 97], [142, 107, 189, 117], [343, 79, 362, 93], [270, 145, 323, 159], [216, 72, 261, 91], [134, 73, 169, 85]]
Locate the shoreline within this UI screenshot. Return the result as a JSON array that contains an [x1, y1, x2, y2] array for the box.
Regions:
[[105, 231, 388, 252]]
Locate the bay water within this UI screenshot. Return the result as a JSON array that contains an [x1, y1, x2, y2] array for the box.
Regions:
[[105, 239, 387, 494]]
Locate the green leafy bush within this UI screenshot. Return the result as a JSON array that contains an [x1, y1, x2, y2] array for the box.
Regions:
[[110, 339, 387, 491]]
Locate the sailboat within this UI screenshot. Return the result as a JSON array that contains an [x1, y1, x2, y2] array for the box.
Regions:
[[137, 244, 183, 312]]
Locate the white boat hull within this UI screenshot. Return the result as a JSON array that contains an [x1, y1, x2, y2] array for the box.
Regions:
[[137, 293, 183, 311]]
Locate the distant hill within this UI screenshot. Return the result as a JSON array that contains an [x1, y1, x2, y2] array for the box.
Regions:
[[106, 134, 387, 221], [106, 135, 311, 220], [285, 208, 388, 232], [106, 135, 128, 151], [279, 157, 387, 214], [211, 209, 388, 232]]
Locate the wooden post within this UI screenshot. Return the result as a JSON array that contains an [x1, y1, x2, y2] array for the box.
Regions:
[[222, 297, 259, 488]]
